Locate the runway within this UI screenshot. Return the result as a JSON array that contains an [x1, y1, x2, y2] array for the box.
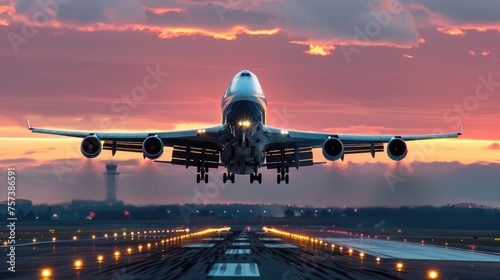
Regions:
[[1, 225, 499, 279]]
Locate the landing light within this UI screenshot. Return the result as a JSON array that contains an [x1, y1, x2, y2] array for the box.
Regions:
[[396, 262, 403, 270], [97, 255, 104, 262]]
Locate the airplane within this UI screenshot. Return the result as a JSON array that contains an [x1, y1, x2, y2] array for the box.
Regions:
[[27, 70, 463, 184]]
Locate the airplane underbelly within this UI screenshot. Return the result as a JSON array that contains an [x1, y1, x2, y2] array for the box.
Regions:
[[221, 138, 265, 175]]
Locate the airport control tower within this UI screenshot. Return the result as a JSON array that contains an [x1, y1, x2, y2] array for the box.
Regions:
[[103, 163, 120, 204]]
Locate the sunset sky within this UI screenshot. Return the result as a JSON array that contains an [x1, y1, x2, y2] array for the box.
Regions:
[[0, 0, 499, 207]]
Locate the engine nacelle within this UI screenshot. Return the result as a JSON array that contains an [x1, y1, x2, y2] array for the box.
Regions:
[[80, 135, 101, 158], [322, 137, 344, 161], [143, 135, 163, 159], [387, 137, 408, 161]]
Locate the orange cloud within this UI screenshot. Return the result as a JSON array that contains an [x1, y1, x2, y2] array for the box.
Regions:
[[468, 50, 476, 56], [146, 8, 185, 15], [293, 43, 336, 56], [403, 54, 414, 59], [481, 50, 492, 56], [437, 27, 466, 37]]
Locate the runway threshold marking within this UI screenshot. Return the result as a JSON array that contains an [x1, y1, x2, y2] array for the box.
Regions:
[[226, 249, 252, 254], [208, 263, 260, 277], [263, 244, 298, 249], [202, 238, 225, 241], [232, 242, 251, 246], [259, 238, 281, 241], [183, 244, 215, 248]]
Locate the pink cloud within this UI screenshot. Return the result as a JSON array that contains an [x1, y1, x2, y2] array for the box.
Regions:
[[486, 142, 500, 150]]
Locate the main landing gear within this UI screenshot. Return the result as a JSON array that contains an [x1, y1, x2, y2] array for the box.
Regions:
[[277, 164, 290, 184], [223, 172, 235, 184], [250, 173, 262, 184], [196, 164, 209, 184]]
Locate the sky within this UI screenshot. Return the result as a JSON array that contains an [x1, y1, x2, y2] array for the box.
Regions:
[[0, 0, 499, 207]]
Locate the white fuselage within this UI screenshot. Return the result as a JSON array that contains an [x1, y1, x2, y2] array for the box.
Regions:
[[219, 70, 268, 174]]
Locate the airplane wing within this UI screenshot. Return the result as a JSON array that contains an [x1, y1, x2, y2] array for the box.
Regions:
[[27, 119, 227, 169], [262, 124, 463, 169]]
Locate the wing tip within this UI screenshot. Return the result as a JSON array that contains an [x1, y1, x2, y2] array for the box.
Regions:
[[26, 118, 33, 130], [458, 123, 464, 135]]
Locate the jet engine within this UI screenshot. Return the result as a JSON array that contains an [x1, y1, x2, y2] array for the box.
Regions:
[[80, 135, 101, 158], [143, 135, 164, 159], [322, 137, 344, 161], [387, 137, 407, 161]]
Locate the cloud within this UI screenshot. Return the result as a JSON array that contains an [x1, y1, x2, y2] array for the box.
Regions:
[[403, 53, 414, 59], [481, 50, 492, 56], [410, 0, 500, 33], [486, 142, 500, 150], [468, 50, 476, 56], [436, 27, 466, 37]]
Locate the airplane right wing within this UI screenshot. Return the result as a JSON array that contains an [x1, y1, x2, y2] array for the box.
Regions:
[[262, 124, 463, 169]]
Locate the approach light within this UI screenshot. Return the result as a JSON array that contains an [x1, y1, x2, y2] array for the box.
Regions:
[[41, 268, 52, 278], [396, 262, 403, 270], [428, 270, 438, 279], [97, 255, 104, 262], [74, 259, 82, 269]]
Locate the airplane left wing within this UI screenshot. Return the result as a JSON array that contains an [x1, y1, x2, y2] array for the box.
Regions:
[[27, 119, 226, 168]]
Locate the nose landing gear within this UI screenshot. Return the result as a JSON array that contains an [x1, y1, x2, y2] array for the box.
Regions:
[[250, 173, 262, 184]]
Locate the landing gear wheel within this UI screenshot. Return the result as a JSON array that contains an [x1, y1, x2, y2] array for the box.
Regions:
[[277, 174, 281, 184], [197, 165, 201, 173], [277, 166, 281, 173], [285, 174, 289, 184], [230, 173, 235, 183], [196, 174, 201, 183], [250, 173, 255, 184], [257, 173, 262, 184], [223, 173, 227, 183], [204, 174, 209, 183], [285, 165, 289, 173]]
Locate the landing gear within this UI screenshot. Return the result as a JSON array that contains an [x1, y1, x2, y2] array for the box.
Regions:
[[196, 162, 210, 184], [223, 172, 235, 184], [277, 164, 290, 184], [250, 173, 262, 184]]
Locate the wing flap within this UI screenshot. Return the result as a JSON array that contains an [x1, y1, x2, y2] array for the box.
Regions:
[[171, 145, 220, 169], [265, 147, 314, 169]]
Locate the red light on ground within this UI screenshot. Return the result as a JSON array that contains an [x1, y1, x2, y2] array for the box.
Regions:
[[124, 210, 130, 216], [89, 211, 95, 217]]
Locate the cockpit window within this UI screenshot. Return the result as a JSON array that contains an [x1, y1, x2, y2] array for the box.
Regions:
[[240, 72, 251, 77]]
